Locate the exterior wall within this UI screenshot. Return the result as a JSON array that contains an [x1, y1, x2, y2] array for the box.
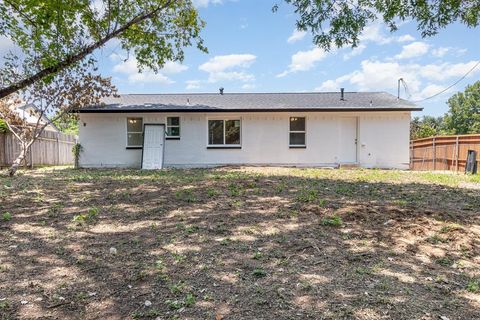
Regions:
[[78, 111, 411, 169]]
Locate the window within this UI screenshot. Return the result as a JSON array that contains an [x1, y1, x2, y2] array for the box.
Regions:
[[289, 117, 306, 147], [208, 119, 241, 147], [166, 117, 180, 139], [127, 117, 143, 148]]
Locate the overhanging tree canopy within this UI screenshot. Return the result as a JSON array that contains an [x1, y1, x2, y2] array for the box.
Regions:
[[0, 0, 206, 99], [276, 0, 480, 50]]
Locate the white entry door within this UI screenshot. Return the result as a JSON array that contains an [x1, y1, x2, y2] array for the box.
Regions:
[[339, 117, 357, 163], [142, 124, 165, 169]]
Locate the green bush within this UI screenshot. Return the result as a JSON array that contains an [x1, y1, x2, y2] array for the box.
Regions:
[[0, 119, 9, 133]]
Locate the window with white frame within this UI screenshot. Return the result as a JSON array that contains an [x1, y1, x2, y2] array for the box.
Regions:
[[208, 119, 241, 147], [289, 117, 306, 147], [126, 117, 143, 148], [166, 117, 180, 139]]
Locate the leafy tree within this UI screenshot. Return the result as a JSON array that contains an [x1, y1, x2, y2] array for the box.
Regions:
[[0, 0, 206, 175], [52, 113, 79, 135], [0, 58, 116, 175], [0, 0, 206, 99], [277, 1, 480, 50], [410, 116, 444, 140], [443, 81, 480, 135]]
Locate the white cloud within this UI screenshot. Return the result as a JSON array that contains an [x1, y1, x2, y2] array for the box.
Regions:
[[277, 47, 329, 77], [394, 41, 429, 59], [192, 0, 223, 7], [419, 60, 480, 82], [241, 83, 256, 90], [397, 34, 415, 42], [287, 29, 307, 44], [185, 80, 202, 90], [359, 23, 415, 46], [431, 46, 467, 58], [314, 59, 480, 100], [199, 54, 256, 83], [112, 58, 188, 84], [343, 44, 366, 60]]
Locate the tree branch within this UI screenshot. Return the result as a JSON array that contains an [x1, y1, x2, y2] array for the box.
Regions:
[[0, 0, 174, 99]]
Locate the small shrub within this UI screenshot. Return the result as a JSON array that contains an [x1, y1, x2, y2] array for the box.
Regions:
[[2, 212, 12, 221], [321, 215, 342, 227]]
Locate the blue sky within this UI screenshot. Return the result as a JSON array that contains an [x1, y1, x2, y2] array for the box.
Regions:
[[2, 0, 480, 117]]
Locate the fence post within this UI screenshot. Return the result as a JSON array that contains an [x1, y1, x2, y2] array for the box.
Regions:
[[455, 135, 459, 173], [432, 137, 436, 171]]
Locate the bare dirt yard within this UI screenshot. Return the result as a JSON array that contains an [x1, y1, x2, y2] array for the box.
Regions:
[[1, 167, 479, 320]]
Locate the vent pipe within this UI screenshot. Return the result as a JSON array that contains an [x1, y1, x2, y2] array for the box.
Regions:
[[340, 88, 345, 101], [219, 87, 224, 95]]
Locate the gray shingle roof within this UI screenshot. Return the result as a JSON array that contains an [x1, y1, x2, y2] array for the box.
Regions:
[[79, 92, 421, 113]]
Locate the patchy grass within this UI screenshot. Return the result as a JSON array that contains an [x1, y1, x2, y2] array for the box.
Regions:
[[0, 167, 479, 319]]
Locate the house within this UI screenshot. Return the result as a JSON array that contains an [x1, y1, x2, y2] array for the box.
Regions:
[[77, 90, 421, 169], [15, 104, 60, 132]]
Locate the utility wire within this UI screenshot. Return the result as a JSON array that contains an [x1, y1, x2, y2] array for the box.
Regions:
[[411, 60, 480, 103]]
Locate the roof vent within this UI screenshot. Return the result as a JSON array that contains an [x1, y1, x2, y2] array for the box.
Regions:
[[219, 87, 224, 95], [340, 88, 345, 101]]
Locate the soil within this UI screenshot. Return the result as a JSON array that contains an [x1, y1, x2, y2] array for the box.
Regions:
[[0, 167, 479, 320]]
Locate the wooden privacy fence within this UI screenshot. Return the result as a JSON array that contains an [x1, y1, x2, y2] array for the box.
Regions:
[[0, 131, 77, 167], [410, 134, 480, 172]]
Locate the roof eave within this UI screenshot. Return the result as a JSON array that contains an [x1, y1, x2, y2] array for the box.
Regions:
[[77, 107, 422, 113]]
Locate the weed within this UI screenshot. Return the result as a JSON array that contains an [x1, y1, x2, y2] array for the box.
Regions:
[[2, 211, 12, 221], [0, 299, 10, 310], [175, 189, 196, 202], [440, 223, 462, 233], [72, 207, 99, 224], [321, 215, 343, 227], [185, 225, 199, 234], [252, 251, 263, 260], [184, 293, 196, 306], [220, 238, 231, 246], [172, 252, 186, 264], [296, 189, 319, 203], [207, 188, 219, 197], [169, 281, 186, 294], [165, 299, 183, 310], [252, 268, 267, 277], [228, 184, 242, 196], [426, 234, 449, 244], [467, 279, 479, 293], [436, 256, 454, 266], [154, 259, 165, 271]]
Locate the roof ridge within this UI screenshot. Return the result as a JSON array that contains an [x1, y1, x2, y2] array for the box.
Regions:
[[123, 91, 388, 96]]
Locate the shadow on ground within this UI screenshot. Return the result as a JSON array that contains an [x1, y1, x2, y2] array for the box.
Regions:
[[0, 168, 479, 319]]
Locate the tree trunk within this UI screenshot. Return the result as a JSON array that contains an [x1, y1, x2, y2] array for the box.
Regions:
[[8, 143, 28, 176]]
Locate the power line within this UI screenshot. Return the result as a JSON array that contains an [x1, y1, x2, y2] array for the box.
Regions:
[[411, 60, 480, 103]]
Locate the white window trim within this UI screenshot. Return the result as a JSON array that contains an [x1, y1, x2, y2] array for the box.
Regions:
[[207, 118, 242, 148], [126, 117, 143, 148], [289, 116, 306, 147], [166, 116, 181, 138]]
